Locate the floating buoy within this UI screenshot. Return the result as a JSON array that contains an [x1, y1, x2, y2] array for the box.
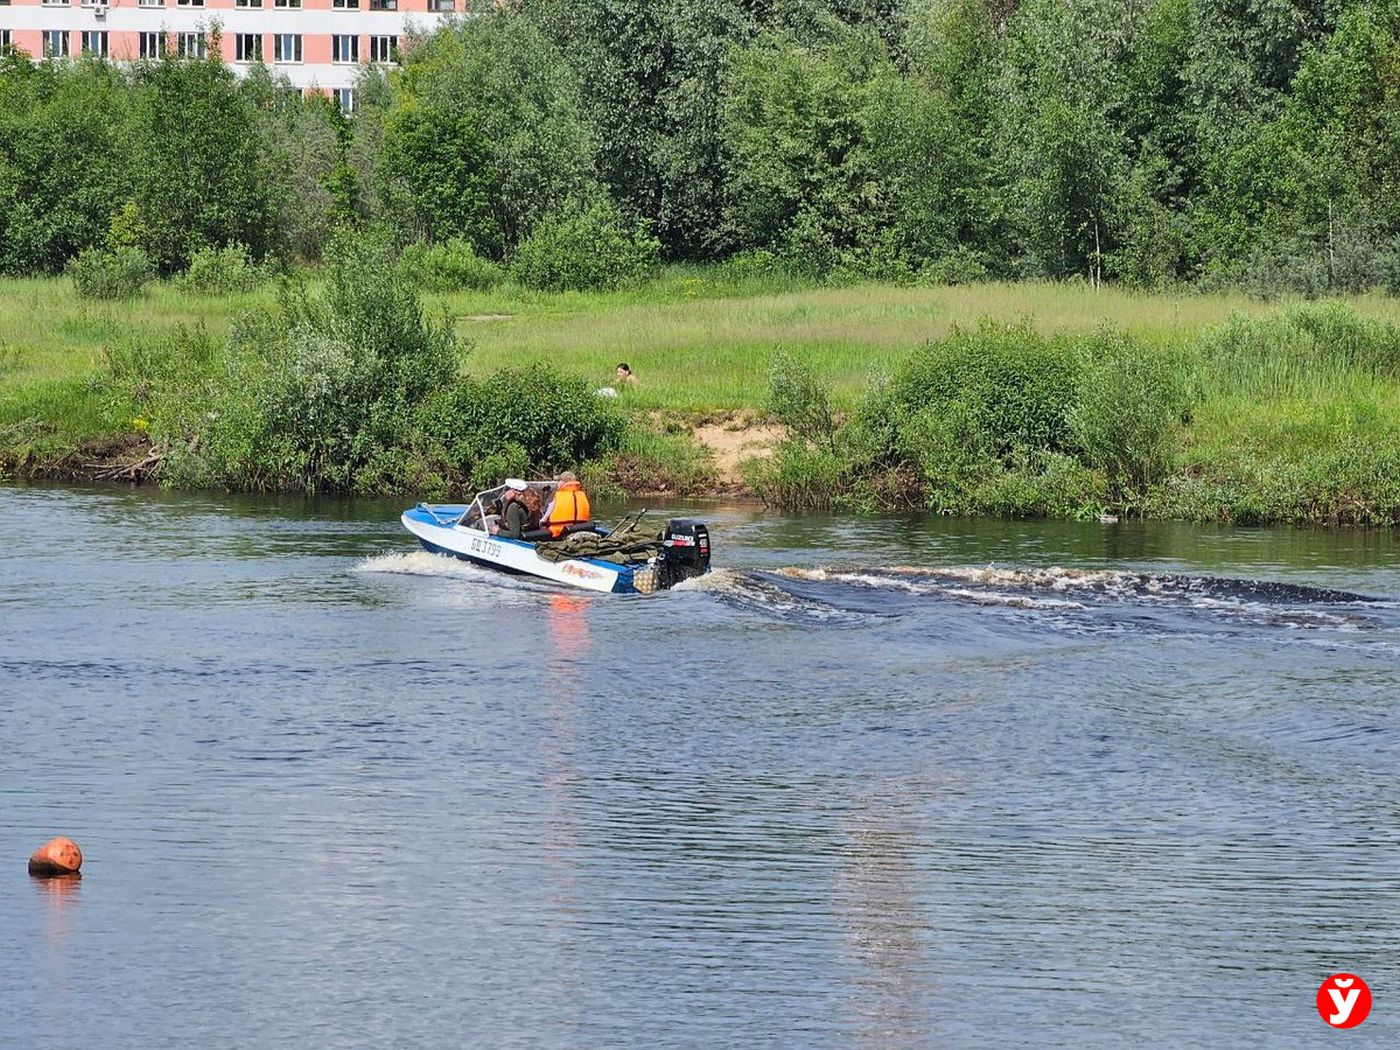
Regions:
[[28, 837, 83, 878]]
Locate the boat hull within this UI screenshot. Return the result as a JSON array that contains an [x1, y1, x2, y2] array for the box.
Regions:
[[400, 505, 637, 594]]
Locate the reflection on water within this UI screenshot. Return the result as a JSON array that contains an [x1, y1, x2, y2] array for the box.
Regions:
[[2, 482, 1399, 1047]]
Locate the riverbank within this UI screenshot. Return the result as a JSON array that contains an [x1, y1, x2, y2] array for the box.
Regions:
[[4, 268, 1400, 522]]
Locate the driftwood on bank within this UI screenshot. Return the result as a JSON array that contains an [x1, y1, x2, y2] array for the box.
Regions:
[[82, 447, 166, 482]]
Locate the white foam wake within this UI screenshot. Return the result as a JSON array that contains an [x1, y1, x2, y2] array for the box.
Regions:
[[353, 550, 495, 580]]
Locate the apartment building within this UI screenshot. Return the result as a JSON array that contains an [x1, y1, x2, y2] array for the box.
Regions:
[[0, 0, 460, 110]]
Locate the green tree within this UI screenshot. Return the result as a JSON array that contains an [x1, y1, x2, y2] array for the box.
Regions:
[[863, 0, 1006, 271], [720, 25, 888, 255], [375, 11, 596, 256], [131, 50, 281, 272], [0, 56, 136, 274]]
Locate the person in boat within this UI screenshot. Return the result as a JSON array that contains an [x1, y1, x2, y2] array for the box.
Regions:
[[491, 479, 543, 539], [542, 471, 591, 538]]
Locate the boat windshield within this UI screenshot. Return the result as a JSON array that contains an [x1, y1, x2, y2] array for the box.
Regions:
[[459, 481, 556, 532]]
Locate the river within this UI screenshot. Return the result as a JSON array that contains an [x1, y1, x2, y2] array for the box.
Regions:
[[2, 483, 1398, 1047]]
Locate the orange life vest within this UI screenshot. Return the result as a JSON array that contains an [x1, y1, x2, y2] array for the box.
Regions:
[[544, 481, 591, 538]]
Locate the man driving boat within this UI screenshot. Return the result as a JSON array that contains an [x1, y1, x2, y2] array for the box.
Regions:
[[491, 479, 543, 539]]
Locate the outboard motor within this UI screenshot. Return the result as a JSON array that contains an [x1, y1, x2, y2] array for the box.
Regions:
[[657, 519, 711, 588]]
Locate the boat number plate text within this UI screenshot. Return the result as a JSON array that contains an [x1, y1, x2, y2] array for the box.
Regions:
[[470, 537, 502, 558]]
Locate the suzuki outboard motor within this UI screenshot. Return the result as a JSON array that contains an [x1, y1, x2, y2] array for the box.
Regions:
[[657, 519, 711, 588]]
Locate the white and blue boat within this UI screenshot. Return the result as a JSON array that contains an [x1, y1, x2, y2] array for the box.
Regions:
[[401, 482, 711, 595]]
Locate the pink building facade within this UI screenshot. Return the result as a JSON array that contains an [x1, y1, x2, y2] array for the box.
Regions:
[[0, 0, 460, 109]]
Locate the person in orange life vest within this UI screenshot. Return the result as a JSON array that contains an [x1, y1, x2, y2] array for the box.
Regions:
[[542, 471, 591, 538]]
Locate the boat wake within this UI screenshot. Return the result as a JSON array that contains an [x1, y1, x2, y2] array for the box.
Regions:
[[672, 568, 875, 625], [354, 550, 497, 581], [353, 551, 1392, 636], [352, 551, 558, 603], [770, 565, 1388, 631]]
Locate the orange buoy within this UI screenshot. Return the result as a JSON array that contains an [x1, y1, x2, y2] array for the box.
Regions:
[[28, 837, 83, 878]]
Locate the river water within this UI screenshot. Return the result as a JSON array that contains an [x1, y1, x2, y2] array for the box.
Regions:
[[2, 483, 1398, 1047]]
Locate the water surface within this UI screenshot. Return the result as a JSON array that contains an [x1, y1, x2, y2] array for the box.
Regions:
[[2, 484, 1398, 1047]]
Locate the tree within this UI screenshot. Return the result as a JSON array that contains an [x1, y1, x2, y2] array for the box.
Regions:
[[374, 12, 596, 256], [720, 25, 888, 255], [0, 56, 136, 274], [131, 49, 281, 272]]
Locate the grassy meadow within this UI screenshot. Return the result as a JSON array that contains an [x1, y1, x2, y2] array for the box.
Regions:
[[7, 267, 1400, 418], [5, 267, 1400, 523]]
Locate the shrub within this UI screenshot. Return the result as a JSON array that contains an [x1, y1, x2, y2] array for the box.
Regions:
[[163, 231, 463, 493], [175, 244, 265, 295], [766, 350, 838, 452], [399, 238, 505, 292], [891, 322, 1083, 460], [511, 200, 660, 292], [67, 247, 154, 300], [1068, 333, 1190, 511], [425, 363, 626, 488]]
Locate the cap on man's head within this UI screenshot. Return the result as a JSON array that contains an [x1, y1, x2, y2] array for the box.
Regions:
[[504, 478, 528, 492]]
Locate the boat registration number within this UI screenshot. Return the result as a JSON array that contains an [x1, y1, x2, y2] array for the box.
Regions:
[[469, 537, 502, 558]]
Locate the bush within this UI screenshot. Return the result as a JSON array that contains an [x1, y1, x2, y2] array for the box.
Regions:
[[67, 247, 155, 300], [424, 363, 626, 488], [511, 200, 660, 292], [891, 322, 1083, 460], [175, 244, 265, 295], [1068, 333, 1190, 511], [766, 350, 838, 451], [399, 238, 505, 292], [161, 231, 463, 493]]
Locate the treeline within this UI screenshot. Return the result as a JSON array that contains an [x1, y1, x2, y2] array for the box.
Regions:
[[4, 1, 1400, 294]]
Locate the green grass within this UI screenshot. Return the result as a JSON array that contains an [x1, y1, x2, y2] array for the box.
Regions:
[[6, 268, 1400, 523], [441, 278, 1400, 410], [10, 268, 1400, 416]]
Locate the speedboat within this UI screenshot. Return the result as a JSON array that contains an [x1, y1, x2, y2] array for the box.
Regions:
[[400, 481, 711, 594]]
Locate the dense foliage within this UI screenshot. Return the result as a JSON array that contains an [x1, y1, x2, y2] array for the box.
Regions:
[[750, 305, 1400, 523], [5, 2, 1400, 294], [100, 235, 625, 494]]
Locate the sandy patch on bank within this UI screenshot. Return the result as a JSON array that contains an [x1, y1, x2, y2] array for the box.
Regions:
[[691, 413, 784, 486]]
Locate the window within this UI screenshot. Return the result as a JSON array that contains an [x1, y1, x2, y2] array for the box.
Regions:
[[332, 0, 359, 8], [176, 32, 205, 59], [235, 33, 262, 62], [235, 0, 263, 6], [43, 30, 69, 57], [428, 0, 452, 10], [139, 32, 164, 59], [81, 31, 109, 57], [368, 35, 397, 64], [137, 0, 164, 7], [332, 35, 358, 63], [42, 0, 70, 7], [0, 31, 10, 50], [335, 88, 354, 114], [273, 34, 301, 63], [273, 0, 301, 8], [369, 0, 397, 9], [176, 0, 204, 6]]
